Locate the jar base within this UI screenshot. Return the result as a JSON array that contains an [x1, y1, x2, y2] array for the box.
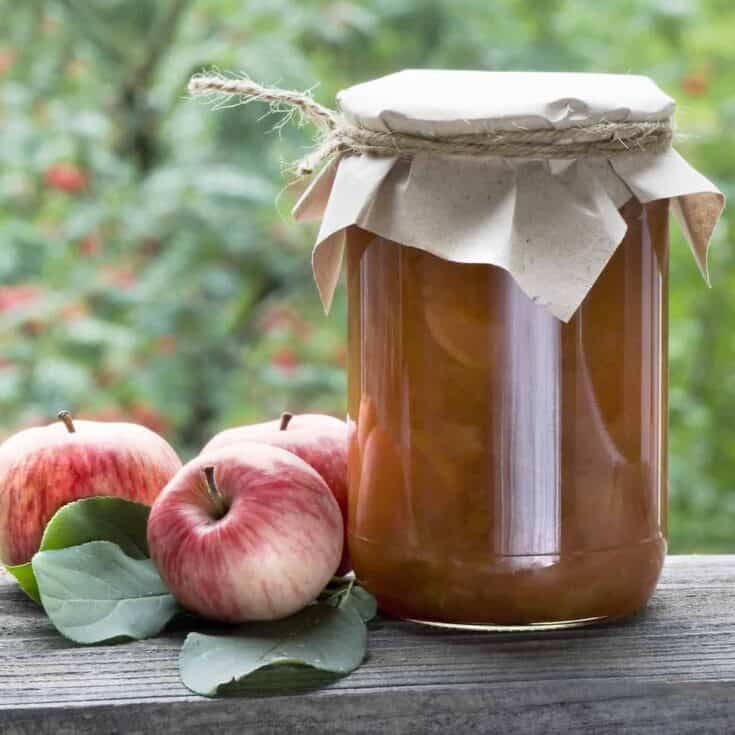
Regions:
[[351, 533, 666, 626], [403, 615, 610, 632]]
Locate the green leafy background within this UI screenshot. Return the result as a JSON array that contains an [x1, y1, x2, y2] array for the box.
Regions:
[[1, 1, 733, 552]]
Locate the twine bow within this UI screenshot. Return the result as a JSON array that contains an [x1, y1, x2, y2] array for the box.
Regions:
[[188, 73, 674, 176]]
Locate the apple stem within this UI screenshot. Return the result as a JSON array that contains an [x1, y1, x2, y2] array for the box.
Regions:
[[279, 411, 293, 431], [202, 466, 227, 517], [57, 410, 76, 433]]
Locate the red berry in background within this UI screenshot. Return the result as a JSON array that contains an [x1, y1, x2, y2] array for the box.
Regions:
[[83, 405, 170, 438], [23, 319, 47, 336], [98, 265, 136, 289], [681, 70, 710, 97], [84, 408, 127, 423], [60, 301, 88, 322], [258, 305, 313, 339], [0, 47, 15, 75], [154, 335, 178, 355], [140, 236, 162, 255], [333, 343, 347, 367], [96, 370, 119, 388], [44, 163, 87, 194], [0, 285, 43, 312], [258, 305, 299, 334], [271, 345, 300, 372], [131, 403, 171, 436], [79, 234, 102, 256]]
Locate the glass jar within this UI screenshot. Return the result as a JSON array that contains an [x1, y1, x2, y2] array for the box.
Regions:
[[346, 197, 669, 628]]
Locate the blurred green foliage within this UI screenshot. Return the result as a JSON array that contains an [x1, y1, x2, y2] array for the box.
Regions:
[[0, 0, 733, 552]]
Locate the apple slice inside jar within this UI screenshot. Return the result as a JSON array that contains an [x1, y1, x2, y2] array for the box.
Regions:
[[417, 256, 500, 370], [352, 425, 418, 550]]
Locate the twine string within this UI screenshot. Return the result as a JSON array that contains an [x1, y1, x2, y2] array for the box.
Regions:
[[188, 73, 674, 175]]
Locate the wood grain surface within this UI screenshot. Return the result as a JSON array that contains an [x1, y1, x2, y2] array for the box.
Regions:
[[1, 555, 733, 734]]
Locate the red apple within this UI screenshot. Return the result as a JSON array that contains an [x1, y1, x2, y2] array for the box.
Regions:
[[202, 412, 350, 573], [0, 411, 182, 566], [147, 444, 343, 622]]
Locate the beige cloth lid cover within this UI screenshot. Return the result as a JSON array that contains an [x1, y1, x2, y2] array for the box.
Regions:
[[294, 70, 724, 321]]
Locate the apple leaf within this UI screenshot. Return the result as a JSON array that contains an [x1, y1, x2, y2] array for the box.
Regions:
[[5, 497, 151, 604], [32, 540, 180, 644], [5, 561, 39, 603], [345, 585, 378, 623], [179, 603, 367, 697], [318, 578, 378, 623]]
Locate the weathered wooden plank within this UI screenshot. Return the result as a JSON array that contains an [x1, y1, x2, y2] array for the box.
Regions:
[[3, 681, 735, 735], [0, 555, 733, 734]]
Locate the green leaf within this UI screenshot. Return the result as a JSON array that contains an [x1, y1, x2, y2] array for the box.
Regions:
[[5, 497, 151, 604], [5, 562, 39, 603], [179, 603, 367, 697], [344, 586, 378, 623], [318, 578, 378, 623], [317, 577, 352, 606], [32, 540, 179, 644]]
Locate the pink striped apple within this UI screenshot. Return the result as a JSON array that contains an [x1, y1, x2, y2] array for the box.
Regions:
[[0, 411, 182, 566], [147, 444, 343, 622], [203, 412, 350, 573]]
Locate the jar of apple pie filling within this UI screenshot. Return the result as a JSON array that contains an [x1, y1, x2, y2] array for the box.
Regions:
[[290, 70, 724, 628], [345, 200, 668, 626]]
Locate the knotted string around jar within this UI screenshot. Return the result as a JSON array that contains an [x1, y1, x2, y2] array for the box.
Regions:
[[187, 73, 674, 176]]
